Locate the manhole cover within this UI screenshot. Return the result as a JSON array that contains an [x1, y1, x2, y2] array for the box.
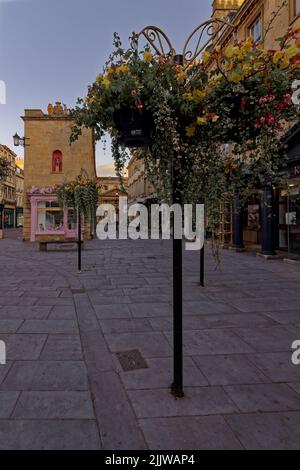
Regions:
[[71, 288, 85, 294], [116, 350, 148, 371]]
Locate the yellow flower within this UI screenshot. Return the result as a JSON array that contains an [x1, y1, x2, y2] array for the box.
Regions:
[[144, 51, 153, 62], [116, 64, 129, 74], [197, 116, 207, 126], [193, 89, 206, 100], [102, 77, 111, 88], [244, 36, 254, 47], [225, 46, 239, 59], [212, 73, 223, 82], [185, 124, 196, 137], [225, 61, 234, 72], [229, 72, 243, 83], [107, 67, 115, 75], [284, 46, 300, 62], [183, 92, 193, 101], [273, 50, 284, 64], [242, 63, 251, 75], [202, 51, 211, 63]]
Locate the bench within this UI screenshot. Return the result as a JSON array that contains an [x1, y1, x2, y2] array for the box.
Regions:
[[39, 240, 84, 252]]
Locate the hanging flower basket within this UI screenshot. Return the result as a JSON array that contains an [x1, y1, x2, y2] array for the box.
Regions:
[[114, 107, 154, 147]]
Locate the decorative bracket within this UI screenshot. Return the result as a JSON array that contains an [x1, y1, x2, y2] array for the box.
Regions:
[[136, 18, 237, 65]]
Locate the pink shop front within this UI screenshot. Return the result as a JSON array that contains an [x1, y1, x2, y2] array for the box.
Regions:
[[28, 187, 83, 242]]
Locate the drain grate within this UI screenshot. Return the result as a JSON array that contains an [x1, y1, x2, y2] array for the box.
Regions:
[[116, 349, 148, 372], [71, 288, 86, 294]]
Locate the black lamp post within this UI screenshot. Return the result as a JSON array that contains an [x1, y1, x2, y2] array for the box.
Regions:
[[134, 18, 236, 399]]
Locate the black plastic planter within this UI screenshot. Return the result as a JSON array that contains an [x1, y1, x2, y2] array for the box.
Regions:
[[114, 108, 153, 148]]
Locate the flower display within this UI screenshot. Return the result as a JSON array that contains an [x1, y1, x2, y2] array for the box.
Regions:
[[55, 176, 100, 217], [70, 15, 300, 244]]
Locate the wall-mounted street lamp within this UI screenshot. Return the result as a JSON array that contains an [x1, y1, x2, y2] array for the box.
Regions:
[[13, 133, 29, 147]]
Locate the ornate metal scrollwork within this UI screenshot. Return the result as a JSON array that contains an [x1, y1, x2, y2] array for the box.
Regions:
[[136, 19, 236, 66], [182, 18, 237, 66], [137, 26, 176, 60]]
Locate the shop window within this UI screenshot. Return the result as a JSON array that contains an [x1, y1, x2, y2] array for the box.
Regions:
[[67, 208, 77, 230], [249, 16, 262, 43], [37, 200, 64, 232], [52, 150, 63, 173]]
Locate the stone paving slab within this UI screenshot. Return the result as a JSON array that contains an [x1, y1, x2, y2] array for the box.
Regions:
[[89, 371, 147, 450], [0, 334, 47, 360], [99, 318, 153, 334], [48, 305, 77, 320], [289, 383, 300, 395], [0, 420, 101, 450], [18, 319, 78, 334], [40, 335, 83, 360], [233, 326, 297, 352], [0, 319, 23, 334], [94, 304, 132, 320], [139, 416, 243, 450], [164, 329, 255, 356], [0, 391, 20, 418], [12, 391, 95, 419], [128, 387, 238, 418], [129, 302, 172, 318], [225, 412, 300, 450], [0, 306, 51, 319], [224, 383, 300, 413], [1, 361, 89, 391], [248, 352, 300, 382], [192, 355, 269, 386]]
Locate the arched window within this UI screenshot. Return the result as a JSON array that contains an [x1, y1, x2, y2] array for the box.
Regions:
[[52, 150, 63, 173]]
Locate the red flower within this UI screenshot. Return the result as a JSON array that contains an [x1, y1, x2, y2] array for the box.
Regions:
[[241, 98, 246, 111], [266, 114, 275, 125]]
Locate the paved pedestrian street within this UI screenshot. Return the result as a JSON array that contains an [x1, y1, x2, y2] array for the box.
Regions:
[[0, 236, 300, 449]]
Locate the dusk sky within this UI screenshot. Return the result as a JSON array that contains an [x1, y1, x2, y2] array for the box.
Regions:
[[0, 0, 212, 175]]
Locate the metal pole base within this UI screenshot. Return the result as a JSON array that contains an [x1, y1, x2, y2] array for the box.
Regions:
[[200, 245, 205, 287], [171, 382, 185, 399]]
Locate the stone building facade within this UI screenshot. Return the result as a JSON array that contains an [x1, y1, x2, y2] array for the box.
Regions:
[[22, 107, 96, 242], [98, 176, 128, 222], [16, 164, 24, 227], [127, 152, 155, 204], [0, 145, 17, 229]]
